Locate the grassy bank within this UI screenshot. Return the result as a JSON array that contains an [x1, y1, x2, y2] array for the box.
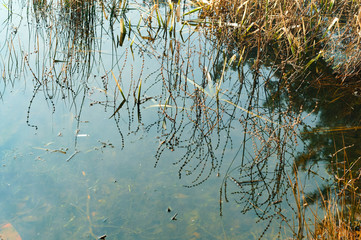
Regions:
[[192, 0, 361, 82]]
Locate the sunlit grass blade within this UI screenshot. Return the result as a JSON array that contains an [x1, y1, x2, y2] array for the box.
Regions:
[[137, 78, 142, 105], [100, 0, 108, 20], [130, 36, 135, 59], [185, 77, 212, 96], [183, 6, 203, 16], [155, 5, 164, 28], [169, 9, 175, 33], [322, 17, 339, 38], [237, 46, 246, 67], [111, 70, 126, 100], [162, 118, 167, 130], [228, 54, 237, 66], [176, 4, 181, 22], [221, 99, 279, 125], [302, 126, 361, 134], [304, 50, 323, 70], [119, 18, 126, 46]]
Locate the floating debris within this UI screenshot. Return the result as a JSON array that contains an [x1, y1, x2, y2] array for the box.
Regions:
[[33, 147, 67, 154], [76, 134, 90, 137], [272, 199, 282, 205], [98, 140, 114, 148], [35, 156, 44, 161], [171, 213, 178, 221], [44, 142, 54, 146], [173, 193, 188, 199], [66, 151, 80, 162], [98, 234, 107, 240]]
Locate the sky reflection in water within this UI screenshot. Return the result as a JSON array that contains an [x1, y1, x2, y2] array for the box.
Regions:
[[0, 0, 324, 239]]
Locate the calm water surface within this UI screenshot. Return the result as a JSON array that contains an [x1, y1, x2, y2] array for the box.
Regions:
[[0, 1, 278, 239], [0, 81, 257, 239], [1, 0, 344, 239]]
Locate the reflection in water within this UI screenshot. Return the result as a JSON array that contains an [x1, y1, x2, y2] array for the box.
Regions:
[[1, 0, 361, 239], [292, 76, 361, 236]]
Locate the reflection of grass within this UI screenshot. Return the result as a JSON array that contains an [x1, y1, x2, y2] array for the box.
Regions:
[[290, 154, 361, 239]]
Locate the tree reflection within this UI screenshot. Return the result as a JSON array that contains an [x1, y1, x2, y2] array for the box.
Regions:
[[292, 75, 361, 213], [262, 56, 361, 235]]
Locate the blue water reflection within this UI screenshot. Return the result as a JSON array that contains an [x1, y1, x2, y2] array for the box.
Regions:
[[0, 1, 306, 239], [0, 81, 266, 239]]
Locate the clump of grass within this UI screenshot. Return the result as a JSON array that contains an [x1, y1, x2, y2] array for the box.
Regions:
[[313, 196, 361, 239], [192, 0, 361, 82], [309, 173, 361, 239], [291, 148, 361, 239]]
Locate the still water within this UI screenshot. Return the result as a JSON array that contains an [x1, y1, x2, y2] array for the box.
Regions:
[[0, 0, 343, 239], [0, 80, 256, 239]]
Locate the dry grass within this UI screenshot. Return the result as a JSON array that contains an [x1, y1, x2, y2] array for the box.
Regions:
[[192, 0, 361, 82], [290, 144, 361, 239]]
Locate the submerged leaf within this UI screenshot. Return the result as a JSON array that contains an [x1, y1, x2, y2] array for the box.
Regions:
[[109, 99, 126, 119]]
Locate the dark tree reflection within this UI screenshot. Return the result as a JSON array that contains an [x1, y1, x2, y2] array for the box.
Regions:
[[264, 57, 361, 233]]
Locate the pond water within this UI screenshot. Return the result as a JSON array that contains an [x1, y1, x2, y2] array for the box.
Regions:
[[0, 1, 278, 239], [0, 79, 254, 240], [2, 0, 360, 239]]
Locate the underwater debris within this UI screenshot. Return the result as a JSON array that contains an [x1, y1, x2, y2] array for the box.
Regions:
[[98, 234, 107, 239], [66, 150, 80, 162], [171, 213, 178, 221]]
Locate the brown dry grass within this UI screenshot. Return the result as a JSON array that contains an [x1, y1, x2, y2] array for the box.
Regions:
[[193, 0, 361, 82]]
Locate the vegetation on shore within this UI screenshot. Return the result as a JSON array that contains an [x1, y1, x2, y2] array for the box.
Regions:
[[192, 0, 361, 83]]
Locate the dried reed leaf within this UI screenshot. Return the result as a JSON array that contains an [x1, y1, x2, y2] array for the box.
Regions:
[[111, 71, 126, 100], [119, 18, 126, 46]]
